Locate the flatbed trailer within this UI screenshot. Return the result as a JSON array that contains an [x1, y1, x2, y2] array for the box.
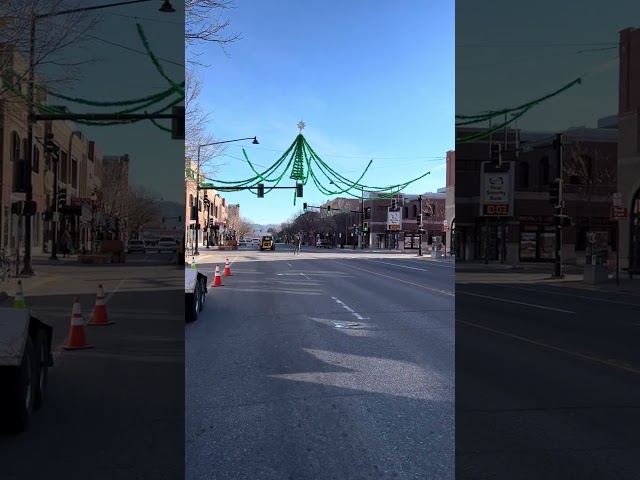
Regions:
[[185, 267, 208, 322], [0, 308, 53, 432]]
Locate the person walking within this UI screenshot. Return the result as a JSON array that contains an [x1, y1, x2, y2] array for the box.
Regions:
[[294, 235, 301, 255]]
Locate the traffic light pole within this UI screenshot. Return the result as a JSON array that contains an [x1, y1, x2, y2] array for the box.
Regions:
[[554, 133, 564, 278], [418, 195, 423, 257], [205, 202, 211, 249], [49, 147, 59, 260]]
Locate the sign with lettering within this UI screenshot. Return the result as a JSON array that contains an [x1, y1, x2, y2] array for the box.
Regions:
[[480, 162, 514, 217], [387, 207, 402, 231]]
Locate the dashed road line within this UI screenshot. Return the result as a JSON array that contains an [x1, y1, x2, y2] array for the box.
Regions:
[[457, 290, 575, 313], [331, 297, 369, 321]]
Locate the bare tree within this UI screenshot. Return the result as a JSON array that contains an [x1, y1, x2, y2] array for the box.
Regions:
[[185, 0, 241, 60], [0, 0, 101, 99], [126, 186, 162, 238], [185, 66, 224, 178], [231, 216, 253, 239], [99, 157, 128, 220], [564, 142, 616, 254]]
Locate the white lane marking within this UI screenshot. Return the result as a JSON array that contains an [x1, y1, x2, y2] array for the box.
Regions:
[[364, 259, 430, 272], [287, 263, 292, 267], [106, 277, 127, 304], [331, 296, 369, 320], [300, 272, 311, 281], [502, 285, 640, 308], [457, 291, 575, 313]]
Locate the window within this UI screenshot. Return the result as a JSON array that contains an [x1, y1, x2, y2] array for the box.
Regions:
[[71, 158, 78, 189], [33, 147, 40, 173], [540, 157, 550, 185], [11, 132, 20, 161], [189, 194, 193, 207], [412, 205, 417, 217], [60, 150, 68, 184], [404, 207, 408, 218], [520, 161, 529, 189]]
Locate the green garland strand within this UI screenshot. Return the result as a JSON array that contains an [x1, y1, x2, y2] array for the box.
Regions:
[[44, 82, 184, 108], [136, 22, 184, 97]]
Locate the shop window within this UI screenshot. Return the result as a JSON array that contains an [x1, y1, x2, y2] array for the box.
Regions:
[[412, 205, 417, 217], [540, 157, 550, 185], [404, 207, 408, 218], [519, 161, 529, 188]]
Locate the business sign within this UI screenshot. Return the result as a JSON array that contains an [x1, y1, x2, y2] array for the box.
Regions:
[[611, 207, 628, 220], [387, 207, 402, 231], [612, 192, 622, 207], [480, 161, 514, 217]]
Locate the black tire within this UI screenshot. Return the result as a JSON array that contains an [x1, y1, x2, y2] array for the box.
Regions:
[[185, 288, 199, 322], [198, 278, 206, 312], [33, 330, 49, 410], [3, 336, 37, 432]]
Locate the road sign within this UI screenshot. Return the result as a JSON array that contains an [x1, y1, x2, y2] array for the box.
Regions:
[[480, 162, 514, 217], [611, 207, 628, 219], [387, 207, 402, 231], [612, 192, 622, 207]]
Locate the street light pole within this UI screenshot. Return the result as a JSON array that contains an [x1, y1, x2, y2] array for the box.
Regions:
[[194, 137, 258, 256], [418, 195, 423, 257], [49, 145, 59, 260], [361, 186, 365, 249]]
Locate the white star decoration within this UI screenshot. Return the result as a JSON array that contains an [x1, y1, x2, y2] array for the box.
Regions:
[[297, 120, 306, 132]]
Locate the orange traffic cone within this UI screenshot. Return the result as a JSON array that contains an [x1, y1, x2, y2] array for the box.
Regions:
[[89, 284, 114, 326], [211, 265, 223, 287], [64, 298, 93, 350], [223, 259, 232, 276]]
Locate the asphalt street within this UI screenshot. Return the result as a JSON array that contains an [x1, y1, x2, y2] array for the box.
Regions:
[[186, 244, 455, 479], [456, 274, 640, 480], [0, 258, 184, 480]]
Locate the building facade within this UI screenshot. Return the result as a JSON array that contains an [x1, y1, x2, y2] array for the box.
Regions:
[[456, 125, 618, 264], [618, 27, 640, 272], [445, 150, 455, 253]]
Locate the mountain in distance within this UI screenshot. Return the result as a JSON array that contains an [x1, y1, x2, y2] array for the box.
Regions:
[[251, 224, 279, 235]]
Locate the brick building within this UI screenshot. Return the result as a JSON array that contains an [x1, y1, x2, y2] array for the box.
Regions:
[[185, 158, 228, 250], [455, 124, 617, 263], [445, 150, 455, 253], [617, 27, 640, 272], [1, 48, 104, 255]]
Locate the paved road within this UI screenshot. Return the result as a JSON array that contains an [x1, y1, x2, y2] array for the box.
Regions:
[[187, 248, 455, 479], [0, 263, 184, 480], [456, 276, 640, 480]]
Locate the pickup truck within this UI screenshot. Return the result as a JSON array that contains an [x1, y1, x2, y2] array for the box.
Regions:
[[0, 307, 53, 432], [185, 267, 208, 322]]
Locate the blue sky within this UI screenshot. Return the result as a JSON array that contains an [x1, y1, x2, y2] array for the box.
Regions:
[[47, 0, 184, 203], [456, 0, 640, 132], [191, 0, 455, 226]]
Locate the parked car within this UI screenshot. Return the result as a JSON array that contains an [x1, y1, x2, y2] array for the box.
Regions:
[[157, 237, 178, 253], [239, 239, 249, 247], [127, 239, 146, 254], [316, 239, 332, 248]]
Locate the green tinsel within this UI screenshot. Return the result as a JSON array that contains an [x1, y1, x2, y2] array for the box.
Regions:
[[136, 23, 184, 98]]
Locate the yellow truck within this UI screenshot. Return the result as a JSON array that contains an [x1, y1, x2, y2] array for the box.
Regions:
[[259, 235, 275, 251]]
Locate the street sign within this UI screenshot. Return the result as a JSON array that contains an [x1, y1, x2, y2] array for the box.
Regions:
[[387, 207, 402, 231], [612, 192, 622, 207], [480, 161, 514, 217], [611, 207, 628, 219]]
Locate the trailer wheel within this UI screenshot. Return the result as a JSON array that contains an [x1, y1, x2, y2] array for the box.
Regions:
[[5, 336, 37, 432], [198, 278, 206, 312], [34, 330, 50, 410]]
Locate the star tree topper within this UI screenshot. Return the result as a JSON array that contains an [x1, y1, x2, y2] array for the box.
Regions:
[[297, 120, 306, 132]]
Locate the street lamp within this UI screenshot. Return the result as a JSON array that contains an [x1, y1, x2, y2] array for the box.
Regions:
[[22, 0, 175, 274], [194, 137, 259, 255]]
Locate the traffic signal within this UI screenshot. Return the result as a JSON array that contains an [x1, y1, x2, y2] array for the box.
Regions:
[[44, 133, 55, 154], [363, 222, 369, 232], [303, 202, 308, 212], [296, 183, 303, 198], [178, 215, 181, 222], [418, 228, 426, 235], [327, 205, 331, 215], [203, 192, 208, 203], [417, 214, 422, 225], [391, 199, 397, 209], [162, 217, 165, 223], [549, 178, 562, 205], [491, 142, 502, 166], [553, 214, 571, 227], [58, 188, 67, 209], [257, 183, 265, 198]]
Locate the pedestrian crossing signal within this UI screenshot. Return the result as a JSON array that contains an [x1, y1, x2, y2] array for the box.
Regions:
[[363, 222, 368, 232]]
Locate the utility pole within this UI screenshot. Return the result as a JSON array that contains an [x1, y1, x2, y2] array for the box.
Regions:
[[418, 195, 423, 257], [553, 133, 564, 278]]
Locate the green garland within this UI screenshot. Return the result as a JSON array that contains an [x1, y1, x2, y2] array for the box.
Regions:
[[197, 133, 434, 205], [136, 22, 184, 98]]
